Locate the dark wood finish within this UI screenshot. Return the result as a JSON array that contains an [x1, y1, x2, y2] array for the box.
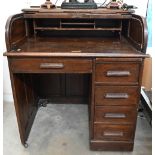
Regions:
[[34, 27, 122, 31], [3, 37, 148, 58], [90, 140, 134, 151], [4, 51, 148, 58], [5, 13, 26, 51], [4, 37, 145, 54], [8, 72, 38, 145], [89, 59, 95, 140], [94, 124, 134, 141], [22, 8, 134, 19], [22, 8, 134, 14], [9, 58, 92, 73], [95, 86, 139, 106], [127, 15, 148, 53], [95, 59, 141, 85], [4, 8, 148, 151], [33, 74, 91, 103], [65, 74, 91, 97], [94, 106, 137, 124]]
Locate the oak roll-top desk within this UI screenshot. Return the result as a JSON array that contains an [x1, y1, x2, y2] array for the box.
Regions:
[[4, 8, 148, 151]]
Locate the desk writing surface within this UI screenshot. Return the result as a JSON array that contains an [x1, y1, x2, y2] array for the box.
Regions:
[[5, 37, 146, 58]]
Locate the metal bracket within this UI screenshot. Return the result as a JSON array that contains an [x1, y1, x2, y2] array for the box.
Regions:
[[24, 142, 28, 148], [38, 99, 49, 108]]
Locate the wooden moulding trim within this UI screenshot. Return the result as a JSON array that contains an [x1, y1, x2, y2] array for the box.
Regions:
[[141, 16, 148, 53], [23, 13, 132, 19], [90, 140, 134, 151], [34, 27, 122, 31], [3, 52, 149, 58], [21, 8, 135, 14]]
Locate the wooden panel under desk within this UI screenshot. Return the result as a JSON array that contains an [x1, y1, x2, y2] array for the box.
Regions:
[[9, 58, 92, 73]]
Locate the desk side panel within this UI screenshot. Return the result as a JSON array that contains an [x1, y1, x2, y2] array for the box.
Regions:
[[8, 59, 39, 145], [123, 15, 148, 53], [5, 13, 26, 51]]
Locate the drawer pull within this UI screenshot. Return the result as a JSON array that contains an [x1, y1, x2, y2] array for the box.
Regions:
[[40, 63, 64, 69], [105, 93, 129, 99], [104, 113, 126, 118], [106, 71, 130, 77], [103, 131, 123, 137]]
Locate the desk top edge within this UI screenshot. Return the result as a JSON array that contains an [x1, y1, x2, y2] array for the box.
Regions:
[[22, 8, 135, 14], [4, 52, 148, 58]]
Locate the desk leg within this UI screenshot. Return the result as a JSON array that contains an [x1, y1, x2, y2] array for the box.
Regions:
[[9, 72, 38, 146], [89, 59, 95, 141]]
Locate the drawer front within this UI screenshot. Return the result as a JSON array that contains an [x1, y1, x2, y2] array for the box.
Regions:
[[95, 62, 140, 85], [9, 58, 92, 73], [95, 86, 139, 106], [94, 124, 134, 141], [95, 106, 137, 124]]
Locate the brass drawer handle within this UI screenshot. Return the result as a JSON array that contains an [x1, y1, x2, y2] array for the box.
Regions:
[[106, 71, 131, 77], [105, 93, 129, 99], [40, 63, 64, 69], [104, 113, 126, 118], [103, 131, 123, 137]]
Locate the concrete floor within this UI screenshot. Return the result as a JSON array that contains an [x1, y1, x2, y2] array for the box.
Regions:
[[3, 102, 152, 155]]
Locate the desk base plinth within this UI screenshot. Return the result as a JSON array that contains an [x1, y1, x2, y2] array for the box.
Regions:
[[90, 140, 134, 151]]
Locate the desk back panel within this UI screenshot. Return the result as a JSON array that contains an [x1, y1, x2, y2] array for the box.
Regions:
[[33, 74, 91, 104]]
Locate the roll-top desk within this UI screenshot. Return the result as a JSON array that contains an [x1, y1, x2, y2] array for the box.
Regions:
[[4, 8, 148, 151]]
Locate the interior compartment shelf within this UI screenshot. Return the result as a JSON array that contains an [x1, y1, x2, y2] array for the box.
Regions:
[[34, 27, 122, 31], [61, 22, 95, 25], [33, 18, 122, 33]]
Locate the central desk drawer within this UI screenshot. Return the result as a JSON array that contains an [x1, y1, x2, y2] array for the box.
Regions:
[[95, 86, 139, 106], [94, 106, 137, 124], [9, 58, 92, 73], [94, 124, 134, 141]]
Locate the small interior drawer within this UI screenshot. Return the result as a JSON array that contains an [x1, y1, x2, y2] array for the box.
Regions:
[[95, 61, 141, 85], [94, 124, 134, 141], [94, 106, 137, 124], [9, 58, 92, 73], [95, 86, 139, 106]]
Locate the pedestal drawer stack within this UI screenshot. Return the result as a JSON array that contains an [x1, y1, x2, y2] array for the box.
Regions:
[[91, 58, 143, 151]]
